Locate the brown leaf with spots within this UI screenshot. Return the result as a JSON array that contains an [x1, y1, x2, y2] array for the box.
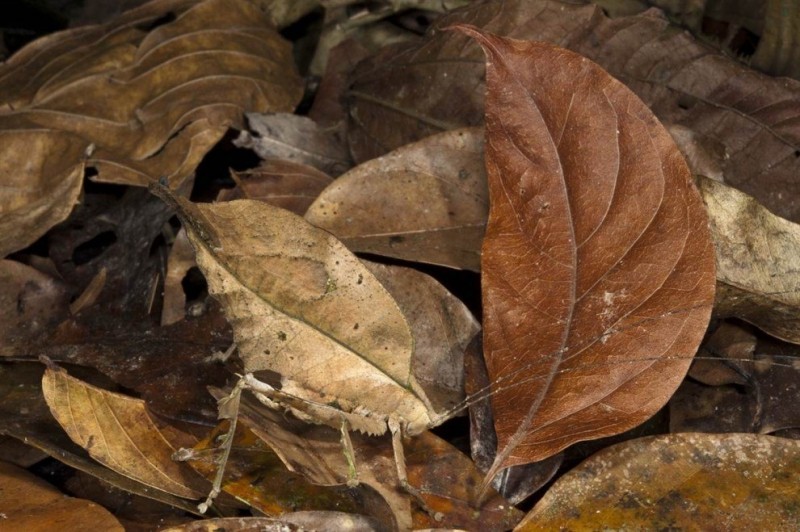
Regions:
[[520, 433, 800, 530], [458, 26, 716, 481]]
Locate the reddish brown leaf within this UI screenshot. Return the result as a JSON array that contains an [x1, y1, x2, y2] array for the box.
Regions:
[[457, 26, 716, 476]]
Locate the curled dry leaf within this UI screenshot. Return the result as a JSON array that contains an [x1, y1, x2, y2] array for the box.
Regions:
[[0, 461, 124, 531], [519, 433, 800, 530], [0, 0, 302, 257], [160, 513, 382, 532], [459, 26, 716, 478], [235, 113, 351, 176], [42, 365, 208, 499], [699, 175, 800, 344], [347, 0, 800, 222], [305, 128, 488, 271], [218, 159, 334, 216]]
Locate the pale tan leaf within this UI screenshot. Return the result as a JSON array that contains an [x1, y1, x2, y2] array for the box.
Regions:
[[699, 175, 800, 344], [160, 513, 382, 532], [42, 366, 207, 499], [0, 461, 124, 531], [305, 128, 488, 270], [519, 433, 800, 530], [151, 187, 436, 436]]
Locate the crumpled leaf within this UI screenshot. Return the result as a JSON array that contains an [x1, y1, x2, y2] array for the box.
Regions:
[[218, 159, 334, 216], [0, 461, 124, 531], [347, 0, 800, 222], [699, 175, 800, 344], [306, 128, 487, 271], [519, 433, 800, 530], [42, 365, 208, 499], [162, 228, 197, 326], [234, 113, 351, 176], [0, 0, 302, 257], [460, 25, 716, 477], [151, 186, 439, 437]]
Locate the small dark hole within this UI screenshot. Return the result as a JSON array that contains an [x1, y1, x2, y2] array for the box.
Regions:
[[181, 267, 208, 302], [794, 150, 800, 158], [72, 231, 117, 265]]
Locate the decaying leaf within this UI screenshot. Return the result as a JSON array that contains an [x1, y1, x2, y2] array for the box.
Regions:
[[0, 461, 124, 531], [306, 128, 488, 271], [460, 26, 716, 479], [42, 365, 208, 499], [519, 433, 800, 530], [218, 159, 334, 216], [0, 0, 302, 257], [234, 113, 351, 176], [699, 175, 800, 344]]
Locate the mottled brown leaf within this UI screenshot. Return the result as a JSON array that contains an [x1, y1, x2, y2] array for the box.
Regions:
[[459, 26, 716, 476], [306, 128, 488, 270], [0, 461, 124, 531], [519, 433, 800, 530], [699, 175, 800, 344], [42, 366, 208, 499]]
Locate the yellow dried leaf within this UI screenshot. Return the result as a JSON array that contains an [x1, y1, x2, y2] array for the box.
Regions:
[[519, 433, 800, 530], [42, 366, 207, 499]]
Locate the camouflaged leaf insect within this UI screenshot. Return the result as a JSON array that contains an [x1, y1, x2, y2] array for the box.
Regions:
[[149, 182, 462, 508]]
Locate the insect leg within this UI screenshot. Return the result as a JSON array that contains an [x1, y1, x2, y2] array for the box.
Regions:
[[388, 417, 444, 522], [339, 420, 359, 487]]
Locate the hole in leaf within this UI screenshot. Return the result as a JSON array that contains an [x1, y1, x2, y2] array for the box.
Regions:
[[181, 266, 208, 302], [71, 231, 117, 265]]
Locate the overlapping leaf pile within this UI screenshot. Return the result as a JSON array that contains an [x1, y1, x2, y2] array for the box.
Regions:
[[1, 0, 799, 531]]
